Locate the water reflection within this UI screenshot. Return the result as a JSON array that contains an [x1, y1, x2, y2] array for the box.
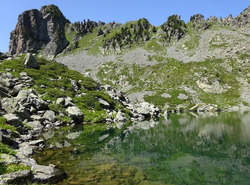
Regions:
[[36, 112, 250, 185], [101, 112, 250, 184]]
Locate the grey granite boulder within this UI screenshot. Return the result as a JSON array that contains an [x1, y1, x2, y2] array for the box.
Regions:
[[43, 110, 57, 122], [1, 98, 30, 119], [32, 164, 66, 183], [65, 106, 83, 123], [15, 89, 48, 110], [24, 53, 39, 69], [0, 170, 33, 185], [3, 114, 23, 127]]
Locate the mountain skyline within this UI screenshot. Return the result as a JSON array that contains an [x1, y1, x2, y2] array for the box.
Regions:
[[0, 0, 249, 52]]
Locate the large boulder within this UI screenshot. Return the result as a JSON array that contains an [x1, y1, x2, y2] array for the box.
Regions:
[[1, 98, 30, 119], [3, 114, 23, 127], [65, 106, 83, 123], [24, 53, 39, 69], [136, 102, 160, 118], [43, 110, 57, 122], [0, 170, 33, 185], [32, 164, 66, 183], [15, 89, 48, 110]]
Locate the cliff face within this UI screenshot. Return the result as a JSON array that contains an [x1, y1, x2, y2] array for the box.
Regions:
[[9, 5, 68, 57]]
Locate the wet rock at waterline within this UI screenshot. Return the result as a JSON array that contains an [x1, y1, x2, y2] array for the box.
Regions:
[[0, 170, 33, 185], [32, 164, 66, 183], [66, 106, 83, 123]]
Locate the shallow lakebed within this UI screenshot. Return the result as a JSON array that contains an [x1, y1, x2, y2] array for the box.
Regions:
[[34, 112, 250, 185]]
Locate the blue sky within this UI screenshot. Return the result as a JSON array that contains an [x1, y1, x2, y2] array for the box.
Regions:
[[0, 0, 249, 52]]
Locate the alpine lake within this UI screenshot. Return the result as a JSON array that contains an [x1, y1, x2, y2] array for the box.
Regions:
[[34, 111, 250, 185]]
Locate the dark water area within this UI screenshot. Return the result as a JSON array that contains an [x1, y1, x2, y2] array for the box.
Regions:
[[34, 112, 250, 185]]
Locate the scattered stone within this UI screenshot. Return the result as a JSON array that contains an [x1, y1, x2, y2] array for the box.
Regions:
[[98, 98, 110, 109], [70, 79, 79, 92], [56, 98, 65, 105], [97, 28, 104, 36], [28, 139, 44, 147], [114, 111, 128, 123], [178, 93, 188, 100], [98, 133, 110, 142], [1, 98, 30, 119], [66, 131, 82, 140]]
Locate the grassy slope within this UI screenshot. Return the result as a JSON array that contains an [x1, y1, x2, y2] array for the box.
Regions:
[[62, 17, 250, 111], [97, 54, 249, 110], [0, 56, 127, 123]]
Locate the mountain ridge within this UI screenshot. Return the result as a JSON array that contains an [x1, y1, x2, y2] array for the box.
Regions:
[[8, 4, 250, 57], [5, 4, 250, 112]]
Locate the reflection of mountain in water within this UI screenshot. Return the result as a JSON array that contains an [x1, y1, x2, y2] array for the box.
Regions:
[[100, 112, 250, 184]]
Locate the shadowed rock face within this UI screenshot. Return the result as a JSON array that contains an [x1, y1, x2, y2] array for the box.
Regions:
[[9, 4, 68, 57]]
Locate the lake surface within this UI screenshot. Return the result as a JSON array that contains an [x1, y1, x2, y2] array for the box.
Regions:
[[35, 112, 250, 185]]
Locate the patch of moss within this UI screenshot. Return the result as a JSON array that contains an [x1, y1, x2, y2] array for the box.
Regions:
[[0, 143, 16, 156]]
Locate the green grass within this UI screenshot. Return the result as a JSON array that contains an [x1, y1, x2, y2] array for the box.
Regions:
[[144, 39, 165, 53], [144, 95, 168, 107], [183, 34, 200, 50], [0, 143, 16, 156], [0, 117, 17, 135], [0, 163, 30, 175], [98, 56, 242, 110]]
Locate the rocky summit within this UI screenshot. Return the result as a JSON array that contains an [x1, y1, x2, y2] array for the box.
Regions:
[[1, 4, 250, 184], [9, 5, 69, 58]]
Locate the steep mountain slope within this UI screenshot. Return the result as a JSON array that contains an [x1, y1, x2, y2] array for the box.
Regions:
[[8, 4, 250, 112]]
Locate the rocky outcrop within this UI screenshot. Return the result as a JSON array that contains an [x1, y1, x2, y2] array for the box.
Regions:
[[102, 18, 151, 54], [9, 4, 69, 57], [0, 52, 9, 62], [160, 15, 187, 46], [222, 6, 250, 28], [190, 14, 210, 30]]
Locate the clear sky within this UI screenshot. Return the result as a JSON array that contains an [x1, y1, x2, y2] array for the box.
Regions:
[[0, 0, 249, 52]]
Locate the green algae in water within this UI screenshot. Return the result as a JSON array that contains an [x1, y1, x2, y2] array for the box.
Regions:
[[35, 112, 250, 185]]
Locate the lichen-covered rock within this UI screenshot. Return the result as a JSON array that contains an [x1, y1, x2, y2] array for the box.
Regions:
[[0, 153, 20, 164]]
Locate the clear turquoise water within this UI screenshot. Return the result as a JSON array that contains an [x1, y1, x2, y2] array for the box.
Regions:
[[35, 112, 250, 185]]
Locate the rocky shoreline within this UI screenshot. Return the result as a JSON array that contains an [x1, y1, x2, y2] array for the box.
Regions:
[[0, 54, 161, 184]]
